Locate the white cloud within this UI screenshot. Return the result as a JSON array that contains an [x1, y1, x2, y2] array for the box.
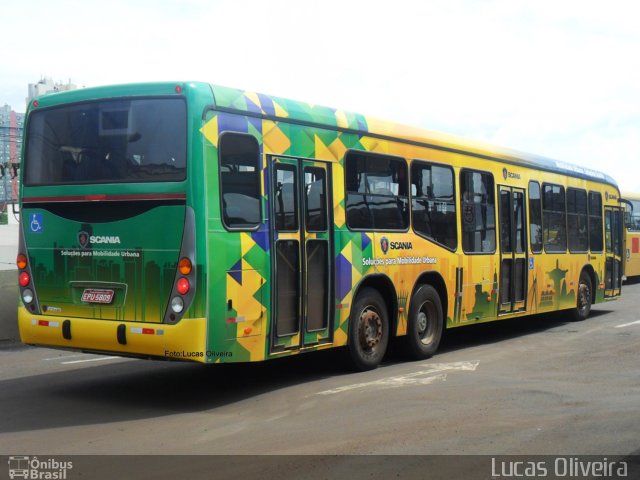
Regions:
[[2, 0, 639, 190]]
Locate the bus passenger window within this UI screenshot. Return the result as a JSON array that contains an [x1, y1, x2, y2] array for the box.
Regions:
[[304, 167, 328, 232], [567, 188, 588, 252], [219, 133, 262, 229], [624, 199, 640, 232], [588, 191, 603, 252], [411, 161, 457, 250], [460, 170, 495, 253], [274, 165, 298, 231], [543, 183, 567, 252], [528, 181, 543, 253], [345, 151, 408, 231]]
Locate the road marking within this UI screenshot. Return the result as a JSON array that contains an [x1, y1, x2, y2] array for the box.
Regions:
[[61, 356, 120, 365], [317, 361, 479, 395], [614, 320, 640, 328], [43, 354, 88, 361]]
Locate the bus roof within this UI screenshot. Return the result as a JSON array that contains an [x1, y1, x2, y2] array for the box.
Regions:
[[210, 84, 618, 188], [27, 81, 618, 188]]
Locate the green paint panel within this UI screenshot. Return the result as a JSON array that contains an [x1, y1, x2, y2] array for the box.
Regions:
[[289, 129, 315, 158], [23, 205, 185, 323], [315, 129, 339, 147]]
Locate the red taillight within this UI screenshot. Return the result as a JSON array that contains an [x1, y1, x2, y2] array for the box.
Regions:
[[33, 100, 39, 108], [19, 272, 30, 287], [176, 277, 190, 295], [175, 85, 183, 93], [178, 257, 192, 275], [85, 194, 107, 201], [17, 254, 28, 270]]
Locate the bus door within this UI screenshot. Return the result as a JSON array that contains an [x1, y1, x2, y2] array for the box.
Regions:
[[270, 157, 333, 352], [604, 206, 623, 297], [498, 186, 528, 314]]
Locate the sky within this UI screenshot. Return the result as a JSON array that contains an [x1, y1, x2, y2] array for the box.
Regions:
[[2, 0, 639, 191]]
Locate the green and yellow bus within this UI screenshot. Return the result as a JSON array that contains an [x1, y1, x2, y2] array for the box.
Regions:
[[17, 82, 623, 370], [622, 192, 640, 280]]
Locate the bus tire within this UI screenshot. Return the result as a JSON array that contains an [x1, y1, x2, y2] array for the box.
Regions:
[[405, 284, 443, 360], [571, 271, 592, 321], [347, 287, 389, 371]]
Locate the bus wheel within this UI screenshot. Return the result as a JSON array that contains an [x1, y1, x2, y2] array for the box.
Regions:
[[572, 272, 592, 321], [406, 285, 443, 359], [347, 287, 389, 371]]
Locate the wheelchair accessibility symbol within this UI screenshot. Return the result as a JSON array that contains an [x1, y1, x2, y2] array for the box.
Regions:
[[30, 213, 43, 234]]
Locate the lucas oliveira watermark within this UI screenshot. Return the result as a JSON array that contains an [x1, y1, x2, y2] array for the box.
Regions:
[[490, 456, 629, 479], [164, 350, 233, 359]]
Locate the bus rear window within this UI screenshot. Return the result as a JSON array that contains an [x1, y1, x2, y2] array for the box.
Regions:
[[25, 98, 186, 185]]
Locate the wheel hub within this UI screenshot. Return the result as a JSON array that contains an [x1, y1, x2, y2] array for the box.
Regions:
[[417, 312, 428, 333], [360, 308, 382, 349], [578, 283, 590, 312]]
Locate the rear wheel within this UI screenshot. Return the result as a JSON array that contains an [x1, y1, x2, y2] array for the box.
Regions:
[[405, 285, 443, 359], [571, 271, 592, 321], [347, 287, 389, 371]]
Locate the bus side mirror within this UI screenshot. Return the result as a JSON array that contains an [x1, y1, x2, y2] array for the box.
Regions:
[[621, 199, 633, 229], [12, 202, 20, 223]]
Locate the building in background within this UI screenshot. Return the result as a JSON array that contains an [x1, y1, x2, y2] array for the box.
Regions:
[[26, 77, 77, 105], [0, 104, 23, 214], [2, 78, 78, 223]]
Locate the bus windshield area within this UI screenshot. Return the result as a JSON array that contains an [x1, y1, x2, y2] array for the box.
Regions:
[[625, 200, 640, 231], [25, 98, 186, 185]]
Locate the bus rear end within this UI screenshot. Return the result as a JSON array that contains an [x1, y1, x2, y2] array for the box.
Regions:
[[17, 84, 207, 360], [622, 193, 640, 279]]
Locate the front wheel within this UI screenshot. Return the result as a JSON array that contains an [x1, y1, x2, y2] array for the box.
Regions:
[[571, 271, 592, 321], [346, 287, 389, 371], [405, 285, 443, 359]]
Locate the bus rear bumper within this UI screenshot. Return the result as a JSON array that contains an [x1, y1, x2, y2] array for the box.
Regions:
[[18, 307, 207, 363]]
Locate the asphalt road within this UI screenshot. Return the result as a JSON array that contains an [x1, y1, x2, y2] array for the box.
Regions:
[[0, 270, 18, 346], [0, 222, 19, 347], [1, 282, 640, 478]]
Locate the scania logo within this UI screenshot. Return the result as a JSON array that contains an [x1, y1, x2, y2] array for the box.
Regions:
[[90, 235, 121, 244], [503, 168, 521, 180], [391, 241, 413, 250], [78, 231, 90, 249], [380, 237, 413, 255], [78, 231, 121, 248], [380, 237, 389, 255]]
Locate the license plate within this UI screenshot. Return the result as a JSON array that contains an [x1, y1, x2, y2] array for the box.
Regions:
[[81, 288, 115, 304]]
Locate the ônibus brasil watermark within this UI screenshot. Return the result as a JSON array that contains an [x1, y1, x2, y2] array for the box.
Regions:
[[7, 456, 72, 479]]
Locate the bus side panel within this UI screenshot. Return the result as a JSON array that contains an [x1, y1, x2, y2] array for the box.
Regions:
[[622, 193, 640, 279], [332, 229, 375, 345], [526, 254, 571, 314], [459, 253, 499, 323], [625, 231, 640, 277], [18, 307, 208, 361], [201, 112, 270, 363]]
